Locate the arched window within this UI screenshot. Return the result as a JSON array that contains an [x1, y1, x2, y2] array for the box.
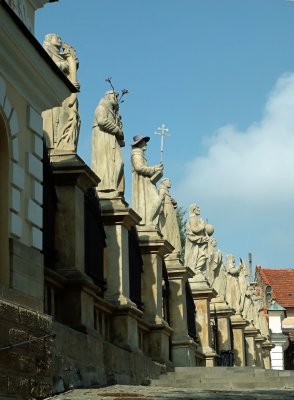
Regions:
[[0, 111, 10, 286]]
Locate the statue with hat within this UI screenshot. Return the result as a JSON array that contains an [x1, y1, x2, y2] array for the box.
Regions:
[[92, 90, 125, 198], [131, 135, 163, 227]]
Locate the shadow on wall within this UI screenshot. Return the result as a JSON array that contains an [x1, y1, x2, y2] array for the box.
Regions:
[[0, 110, 10, 287]]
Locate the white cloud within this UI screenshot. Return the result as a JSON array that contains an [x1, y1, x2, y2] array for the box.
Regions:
[[175, 73, 294, 267]]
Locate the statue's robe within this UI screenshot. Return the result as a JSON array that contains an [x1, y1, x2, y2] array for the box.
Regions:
[[92, 100, 124, 196], [131, 148, 161, 226]]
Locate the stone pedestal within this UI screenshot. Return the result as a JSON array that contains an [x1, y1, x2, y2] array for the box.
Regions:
[[165, 254, 197, 366], [230, 313, 247, 366], [210, 296, 233, 353], [100, 197, 143, 351], [51, 154, 102, 331], [52, 154, 99, 273], [190, 272, 218, 366], [255, 334, 266, 368], [138, 227, 173, 364], [100, 197, 140, 305], [244, 324, 258, 366], [261, 339, 275, 369]]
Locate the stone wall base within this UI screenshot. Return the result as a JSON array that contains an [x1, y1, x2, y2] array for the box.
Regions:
[[52, 321, 167, 394]]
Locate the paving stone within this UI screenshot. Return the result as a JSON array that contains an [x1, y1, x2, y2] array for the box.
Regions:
[[47, 385, 294, 400]]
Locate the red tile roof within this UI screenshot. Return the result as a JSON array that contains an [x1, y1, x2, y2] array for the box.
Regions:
[[256, 266, 294, 308]]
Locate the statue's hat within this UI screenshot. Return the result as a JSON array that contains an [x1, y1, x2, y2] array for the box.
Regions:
[[131, 135, 150, 146]]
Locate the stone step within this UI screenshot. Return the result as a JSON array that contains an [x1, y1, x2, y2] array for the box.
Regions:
[[151, 367, 294, 390]]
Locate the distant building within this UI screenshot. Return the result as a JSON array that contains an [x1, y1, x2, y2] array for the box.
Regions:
[[255, 266, 294, 370]]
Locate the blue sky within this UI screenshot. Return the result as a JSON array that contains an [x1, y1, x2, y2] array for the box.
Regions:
[[36, 0, 294, 269]]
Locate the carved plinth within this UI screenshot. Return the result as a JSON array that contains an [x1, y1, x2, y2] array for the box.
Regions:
[[261, 339, 275, 369], [165, 254, 197, 366], [51, 154, 99, 272], [190, 272, 218, 366], [137, 227, 173, 364], [230, 313, 248, 366], [255, 334, 266, 368], [100, 197, 140, 306], [50, 154, 101, 332], [244, 324, 259, 367], [149, 321, 173, 365], [111, 303, 143, 351], [210, 297, 233, 353], [100, 198, 143, 351]]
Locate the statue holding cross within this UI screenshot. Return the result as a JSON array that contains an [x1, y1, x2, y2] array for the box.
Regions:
[[154, 123, 170, 163]]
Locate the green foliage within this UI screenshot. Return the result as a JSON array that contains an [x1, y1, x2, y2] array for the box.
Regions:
[[176, 206, 187, 263]]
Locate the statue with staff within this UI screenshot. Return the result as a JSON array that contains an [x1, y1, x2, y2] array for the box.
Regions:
[[92, 77, 128, 199]]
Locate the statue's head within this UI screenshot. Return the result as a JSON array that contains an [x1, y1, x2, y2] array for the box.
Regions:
[[131, 135, 150, 149], [44, 33, 62, 49], [104, 91, 119, 106], [226, 254, 235, 265], [161, 178, 171, 188], [189, 203, 200, 215]]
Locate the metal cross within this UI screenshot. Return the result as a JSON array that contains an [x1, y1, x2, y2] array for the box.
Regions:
[[154, 123, 170, 163]]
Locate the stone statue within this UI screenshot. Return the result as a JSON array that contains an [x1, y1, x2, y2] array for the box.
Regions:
[[225, 254, 242, 313], [238, 259, 249, 314], [92, 91, 125, 198], [42, 34, 80, 153], [184, 204, 211, 274], [206, 237, 220, 284], [206, 238, 226, 298], [6, 0, 32, 31], [242, 284, 255, 323], [158, 178, 181, 253], [131, 135, 163, 227], [252, 289, 263, 331]]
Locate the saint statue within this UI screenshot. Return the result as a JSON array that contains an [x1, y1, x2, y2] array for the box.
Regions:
[[252, 288, 263, 331], [206, 238, 226, 298], [225, 254, 242, 313], [92, 91, 125, 198], [184, 204, 211, 274], [158, 178, 181, 253], [131, 135, 163, 227], [238, 260, 249, 314], [242, 284, 255, 324], [42, 33, 80, 153]]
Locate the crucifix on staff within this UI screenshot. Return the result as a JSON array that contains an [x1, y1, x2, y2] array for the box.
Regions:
[[154, 123, 170, 164]]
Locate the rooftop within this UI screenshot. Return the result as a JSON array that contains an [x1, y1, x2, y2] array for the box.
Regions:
[[256, 267, 294, 308]]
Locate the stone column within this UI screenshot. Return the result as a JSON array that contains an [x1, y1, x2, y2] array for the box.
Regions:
[[255, 334, 266, 368], [52, 154, 99, 275], [101, 197, 142, 351], [244, 323, 258, 366], [138, 227, 173, 364], [165, 253, 197, 366], [51, 154, 101, 331], [190, 272, 218, 366], [261, 339, 275, 369], [101, 197, 140, 305], [230, 313, 247, 366], [210, 296, 233, 354]]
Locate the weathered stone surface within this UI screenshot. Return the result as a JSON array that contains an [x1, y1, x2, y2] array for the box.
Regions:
[[7, 376, 30, 396], [0, 375, 7, 395], [46, 384, 294, 399], [30, 380, 52, 399], [9, 328, 29, 346], [19, 307, 39, 331], [0, 300, 19, 323]]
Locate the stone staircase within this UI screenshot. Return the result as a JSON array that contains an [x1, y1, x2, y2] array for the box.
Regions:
[[151, 367, 294, 390]]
